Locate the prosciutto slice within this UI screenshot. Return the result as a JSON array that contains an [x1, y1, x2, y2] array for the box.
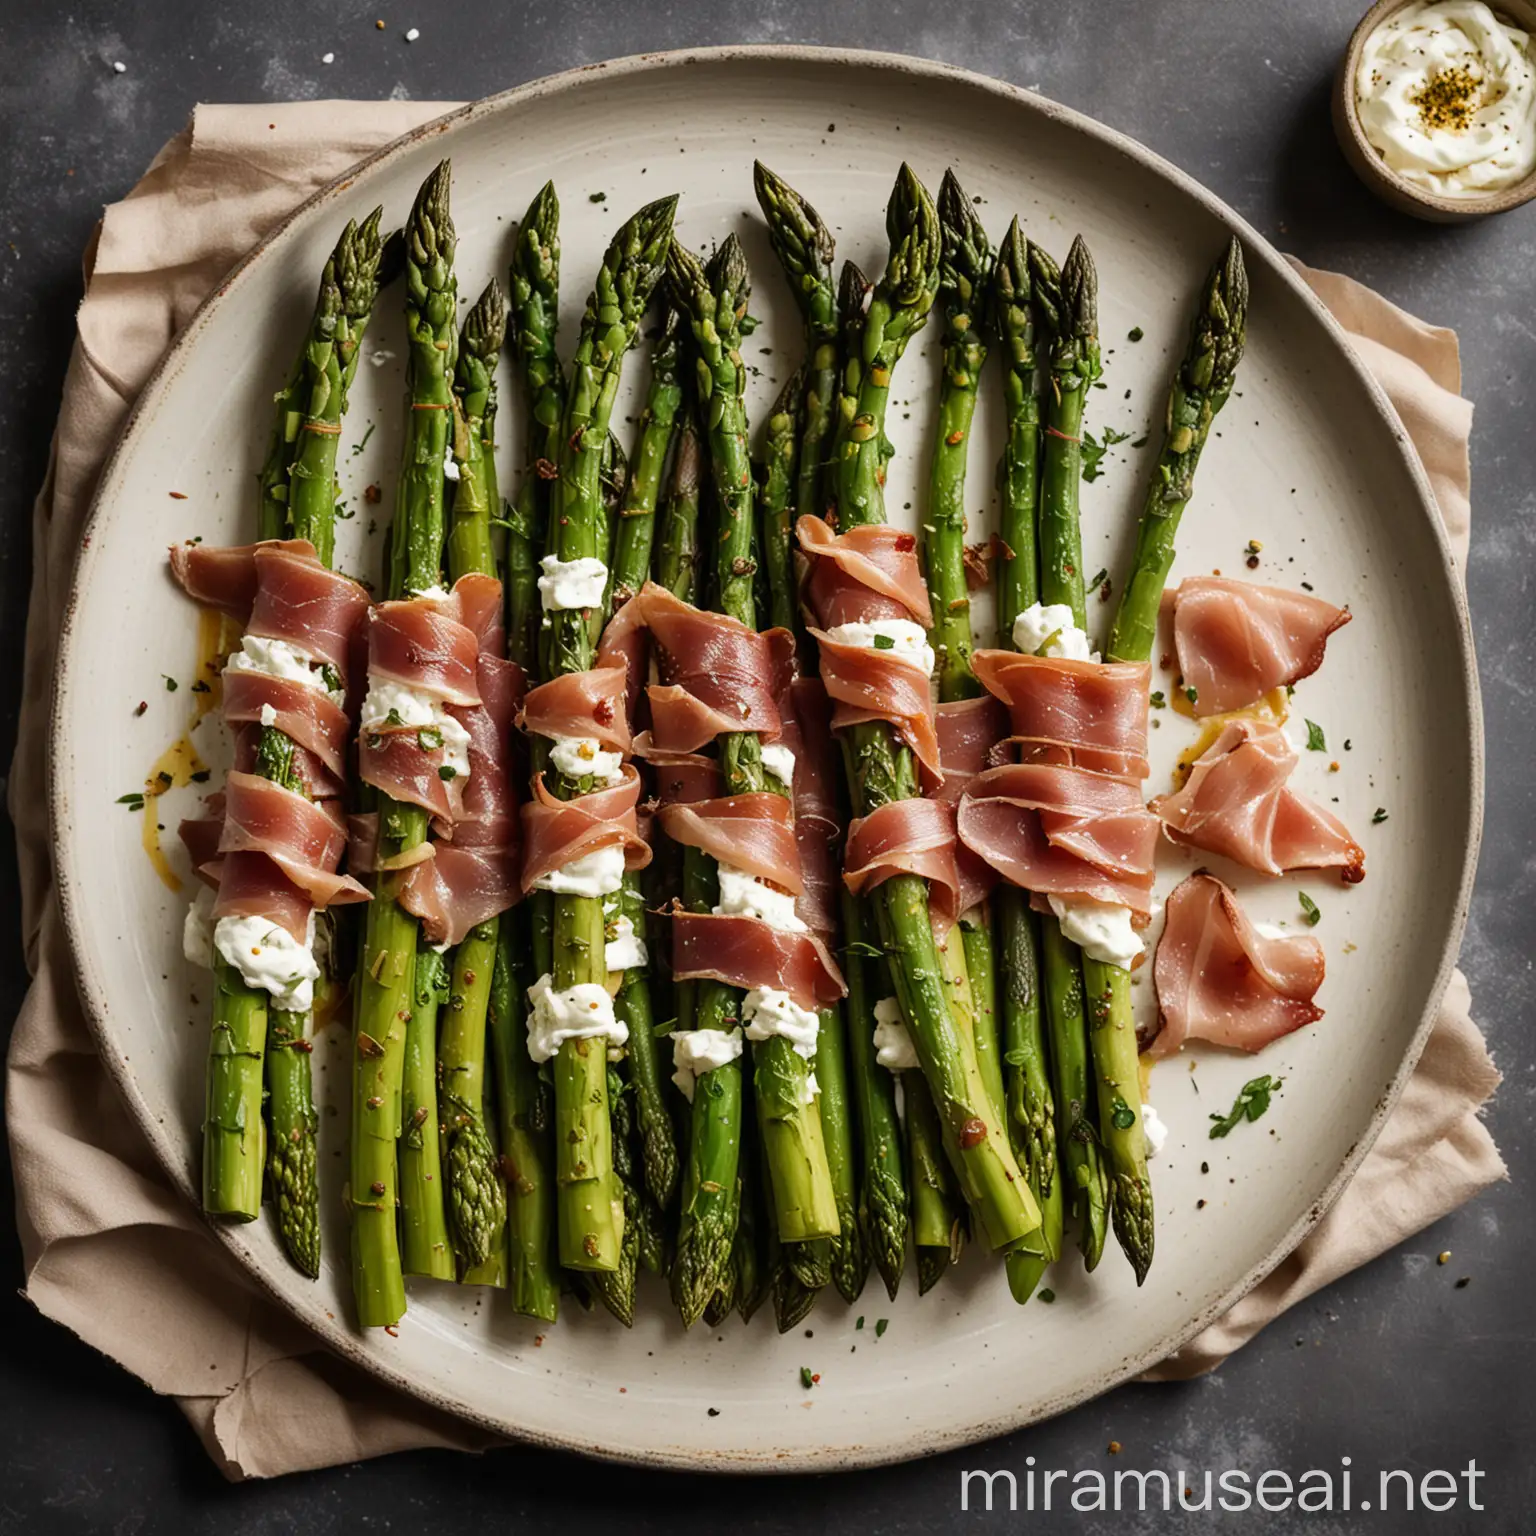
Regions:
[[844, 799, 963, 934], [796, 516, 932, 627], [657, 794, 803, 894], [1151, 718, 1365, 881], [957, 762, 1160, 915], [1169, 576, 1351, 716], [1151, 872, 1325, 1056], [971, 650, 1151, 778], [520, 665, 631, 754], [170, 539, 369, 676], [366, 595, 483, 707], [399, 652, 526, 944], [519, 765, 652, 894], [776, 677, 842, 937], [171, 539, 372, 943], [670, 909, 846, 1011]]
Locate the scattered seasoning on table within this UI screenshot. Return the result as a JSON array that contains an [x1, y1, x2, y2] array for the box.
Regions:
[[1299, 891, 1321, 926], [875, 1319, 889, 1338], [1038, 1288, 1056, 1303], [1455, 1275, 1471, 1289], [1108, 1440, 1123, 1454], [1438, 1250, 1452, 1264]]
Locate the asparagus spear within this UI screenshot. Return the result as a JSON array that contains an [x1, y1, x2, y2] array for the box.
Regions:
[[985, 221, 1062, 1300], [542, 195, 678, 1274], [1095, 237, 1249, 1284], [655, 403, 704, 599], [207, 212, 383, 1283], [830, 166, 1038, 1254], [506, 180, 566, 674], [670, 234, 840, 1251], [756, 367, 803, 634], [350, 160, 456, 1327], [1029, 235, 1111, 1273], [399, 944, 454, 1278], [438, 283, 512, 1277], [905, 168, 999, 1290]]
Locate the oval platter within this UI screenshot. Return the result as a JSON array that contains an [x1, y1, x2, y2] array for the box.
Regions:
[[50, 47, 1481, 1470]]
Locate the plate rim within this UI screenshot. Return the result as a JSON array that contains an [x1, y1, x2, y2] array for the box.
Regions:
[[48, 43, 1485, 1472]]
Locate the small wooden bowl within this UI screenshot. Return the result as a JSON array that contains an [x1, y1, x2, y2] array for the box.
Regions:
[[1334, 0, 1536, 221]]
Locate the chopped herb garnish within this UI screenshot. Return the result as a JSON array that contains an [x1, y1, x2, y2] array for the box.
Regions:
[[1038, 1287, 1057, 1303], [1305, 719, 1326, 752], [1128, 326, 1144, 342], [1371, 807, 1389, 824], [871, 633, 895, 650], [1081, 426, 1132, 483], [386, 707, 405, 727], [1149, 690, 1166, 709], [855, 1316, 865, 1330], [438, 765, 458, 782], [1299, 891, 1321, 926], [1130, 434, 1149, 449], [799, 1367, 814, 1390], [190, 769, 211, 784], [190, 680, 210, 694], [116, 792, 145, 810], [1184, 686, 1199, 706], [1209, 1074, 1281, 1139], [589, 190, 607, 203], [874, 1319, 889, 1338], [418, 725, 443, 751], [1111, 1096, 1136, 1131], [163, 675, 178, 692], [1087, 567, 1108, 592]]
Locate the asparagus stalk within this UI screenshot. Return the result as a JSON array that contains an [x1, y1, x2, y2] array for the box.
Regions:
[[1096, 237, 1249, 1284], [399, 944, 454, 1278], [350, 161, 456, 1327], [830, 166, 1038, 1254], [542, 195, 678, 1274], [985, 222, 1062, 1299], [506, 180, 566, 674], [756, 367, 803, 634], [669, 235, 840, 1251], [906, 1069, 964, 1294], [438, 284, 512, 1277], [1030, 235, 1111, 1273], [207, 213, 383, 1283]]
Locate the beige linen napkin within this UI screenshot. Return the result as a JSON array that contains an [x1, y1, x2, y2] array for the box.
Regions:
[[5, 103, 1504, 1476]]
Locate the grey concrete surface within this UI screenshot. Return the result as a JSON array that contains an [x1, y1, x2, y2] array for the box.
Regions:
[[0, 2, 1531, 1532]]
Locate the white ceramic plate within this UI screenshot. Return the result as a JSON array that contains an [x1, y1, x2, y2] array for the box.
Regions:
[[52, 48, 1481, 1470]]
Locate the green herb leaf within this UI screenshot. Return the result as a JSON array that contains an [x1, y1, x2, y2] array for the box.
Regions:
[[1128, 326, 1144, 342], [589, 191, 607, 203], [1372, 807, 1389, 824], [1299, 891, 1321, 926], [1149, 690, 1166, 709], [874, 1319, 889, 1338], [1038, 1287, 1057, 1303], [386, 707, 405, 727], [1081, 426, 1132, 483], [417, 725, 443, 751], [855, 1316, 865, 1330], [438, 765, 458, 782], [799, 1367, 814, 1390], [1305, 719, 1326, 752], [116, 792, 145, 810], [163, 675, 178, 692], [1208, 1074, 1282, 1139], [1087, 567, 1108, 592], [1184, 685, 1199, 706], [871, 633, 895, 651]]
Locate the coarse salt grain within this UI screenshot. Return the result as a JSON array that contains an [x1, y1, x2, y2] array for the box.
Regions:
[[405, 27, 420, 41], [322, 52, 335, 64]]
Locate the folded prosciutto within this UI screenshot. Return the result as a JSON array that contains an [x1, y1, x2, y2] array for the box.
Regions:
[[598, 580, 788, 753], [960, 650, 1159, 920], [796, 516, 942, 782], [1168, 576, 1350, 717], [775, 676, 844, 939], [1151, 718, 1365, 881], [170, 539, 372, 947], [1150, 871, 1325, 1056]]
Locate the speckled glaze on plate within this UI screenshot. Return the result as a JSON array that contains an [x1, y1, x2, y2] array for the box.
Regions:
[[51, 48, 1481, 1471]]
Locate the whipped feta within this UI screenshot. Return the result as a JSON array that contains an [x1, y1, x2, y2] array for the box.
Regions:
[[538, 554, 609, 612], [823, 618, 936, 678], [525, 973, 628, 1063], [531, 842, 627, 898], [670, 1027, 744, 1102], [1012, 601, 1098, 662], [872, 995, 919, 1071], [213, 911, 320, 1012], [741, 987, 820, 1060]]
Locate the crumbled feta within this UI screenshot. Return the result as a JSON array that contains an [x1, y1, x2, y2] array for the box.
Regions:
[[605, 914, 647, 973], [1013, 601, 1099, 662], [531, 842, 626, 898], [872, 995, 918, 1071], [741, 987, 819, 1060], [549, 734, 625, 786], [213, 912, 320, 1012], [823, 618, 936, 678], [714, 864, 806, 934], [1047, 894, 1142, 970], [408, 583, 453, 601], [524, 973, 627, 1063], [760, 742, 797, 788], [443, 455, 461, 483], [224, 634, 343, 705], [537, 554, 608, 612], [670, 1027, 744, 1102], [1142, 1101, 1169, 1159], [259, 702, 278, 728], [359, 679, 472, 782]]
